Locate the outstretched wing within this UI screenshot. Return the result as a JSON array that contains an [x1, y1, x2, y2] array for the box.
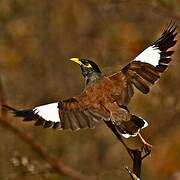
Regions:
[[3, 98, 107, 130], [109, 22, 177, 105]]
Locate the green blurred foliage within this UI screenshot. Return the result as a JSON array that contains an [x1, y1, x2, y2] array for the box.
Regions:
[[0, 0, 179, 179]]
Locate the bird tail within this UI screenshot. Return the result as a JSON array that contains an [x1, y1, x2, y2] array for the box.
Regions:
[[115, 115, 148, 138], [131, 115, 148, 129]]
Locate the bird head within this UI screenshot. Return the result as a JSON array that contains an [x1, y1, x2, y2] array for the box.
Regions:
[[70, 58, 102, 85], [70, 58, 101, 76]]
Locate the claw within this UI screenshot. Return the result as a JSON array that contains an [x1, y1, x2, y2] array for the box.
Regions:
[[137, 132, 152, 153], [142, 142, 152, 154]]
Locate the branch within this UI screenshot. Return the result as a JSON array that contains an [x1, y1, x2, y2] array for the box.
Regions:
[[132, 150, 142, 178], [1, 118, 95, 180], [104, 121, 133, 159], [125, 167, 140, 180], [0, 76, 94, 180]]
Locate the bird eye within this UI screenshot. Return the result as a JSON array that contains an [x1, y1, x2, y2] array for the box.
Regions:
[[80, 59, 92, 68]]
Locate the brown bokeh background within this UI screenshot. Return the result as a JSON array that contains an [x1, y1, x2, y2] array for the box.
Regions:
[[0, 0, 179, 179]]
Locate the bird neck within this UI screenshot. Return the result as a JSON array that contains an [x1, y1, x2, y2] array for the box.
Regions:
[[85, 72, 102, 86]]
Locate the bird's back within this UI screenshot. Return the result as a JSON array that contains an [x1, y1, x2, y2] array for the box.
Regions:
[[76, 74, 129, 108]]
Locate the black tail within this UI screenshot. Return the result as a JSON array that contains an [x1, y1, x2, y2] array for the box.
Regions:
[[131, 115, 148, 129], [115, 115, 148, 138]]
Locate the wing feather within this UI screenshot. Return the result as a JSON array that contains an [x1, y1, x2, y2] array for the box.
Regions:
[[3, 97, 107, 131], [109, 22, 177, 105]]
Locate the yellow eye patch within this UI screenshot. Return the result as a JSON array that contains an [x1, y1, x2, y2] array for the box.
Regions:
[[85, 63, 92, 68]]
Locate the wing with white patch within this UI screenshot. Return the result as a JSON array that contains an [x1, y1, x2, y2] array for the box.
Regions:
[[3, 98, 105, 130], [134, 46, 161, 66], [109, 22, 177, 105]]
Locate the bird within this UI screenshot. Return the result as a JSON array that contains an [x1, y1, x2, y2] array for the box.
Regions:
[[3, 23, 177, 149]]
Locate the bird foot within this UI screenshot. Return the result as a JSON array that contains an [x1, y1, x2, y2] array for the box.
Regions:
[[142, 142, 152, 154]]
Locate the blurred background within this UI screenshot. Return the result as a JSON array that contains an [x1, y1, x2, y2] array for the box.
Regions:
[[0, 0, 179, 179]]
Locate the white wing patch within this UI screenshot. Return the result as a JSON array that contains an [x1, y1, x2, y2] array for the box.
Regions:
[[33, 103, 60, 122], [134, 46, 161, 66], [141, 118, 148, 129]]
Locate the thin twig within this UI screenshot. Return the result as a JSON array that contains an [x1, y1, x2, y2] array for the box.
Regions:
[[104, 120, 133, 159]]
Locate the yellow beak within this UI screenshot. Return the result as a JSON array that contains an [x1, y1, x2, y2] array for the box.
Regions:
[[69, 58, 82, 65]]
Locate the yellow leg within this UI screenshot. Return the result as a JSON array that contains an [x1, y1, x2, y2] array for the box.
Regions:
[[137, 133, 152, 153]]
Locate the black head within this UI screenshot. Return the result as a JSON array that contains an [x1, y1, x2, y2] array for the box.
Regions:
[[70, 58, 102, 84], [70, 58, 101, 75]]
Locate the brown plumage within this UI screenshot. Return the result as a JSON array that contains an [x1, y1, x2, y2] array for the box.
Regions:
[[3, 23, 177, 144]]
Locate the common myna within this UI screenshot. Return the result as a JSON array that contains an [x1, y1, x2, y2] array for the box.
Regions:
[[3, 23, 177, 148]]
